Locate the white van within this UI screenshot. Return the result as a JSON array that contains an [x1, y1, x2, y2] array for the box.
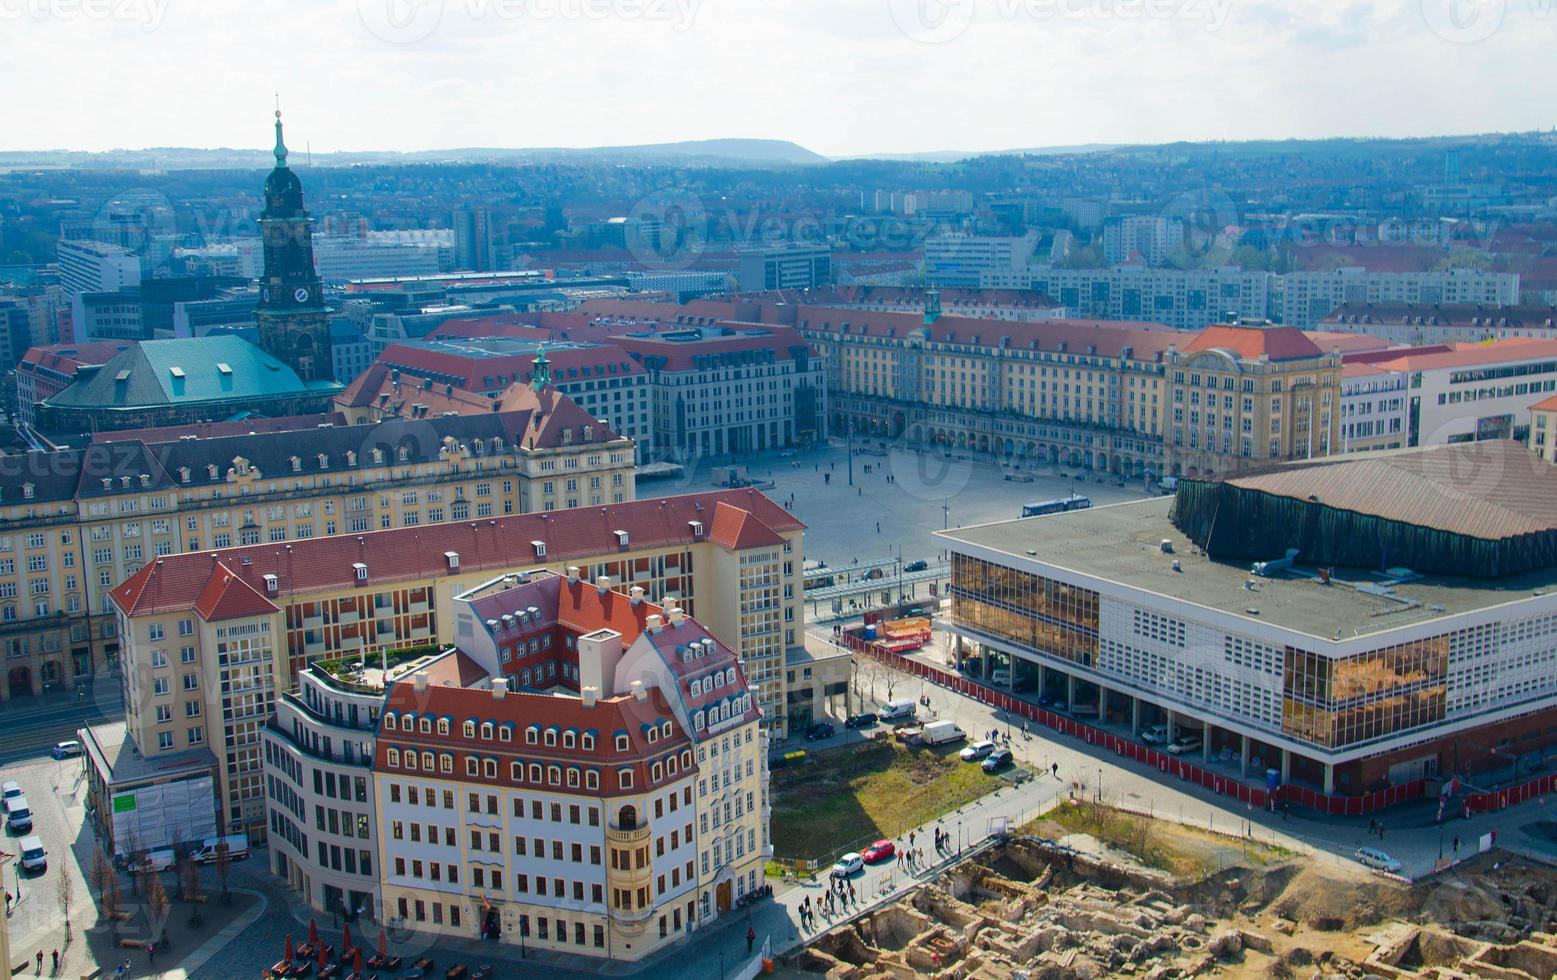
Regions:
[[129, 849, 177, 874], [19, 836, 46, 873], [5, 796, 32, 833], [878, 699, 917, 722], [191, 833, 249, 864]]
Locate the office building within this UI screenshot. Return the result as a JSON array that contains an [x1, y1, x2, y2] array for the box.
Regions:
[[1272, 268, 1519, 329], [453, 206, 495, 273], [1163, 324, 1341, 478], [312, 237, 443, 285], [940, 442, 1557, 805], [1339, 363, 1410, 454], [106, 489, 829, 843], [1531, 394, 1557, 463], [1001, 267, 1271, 331], [736, 245, 832, 292], [924, 234, 1038, 289], [56, 240, 141, 297], [1319, 303, 1557, 347], [795, 285, 1065, 322]]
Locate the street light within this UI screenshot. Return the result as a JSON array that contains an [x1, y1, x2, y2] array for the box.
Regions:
[[957, 818, 963, 857]]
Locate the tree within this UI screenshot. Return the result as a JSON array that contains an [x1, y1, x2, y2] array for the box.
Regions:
[[881, 669, 899, 703], [89, 848, 122, 926], [180, 854, 204, 928], [57, 858, 75, 939], [143, 873, 169, 943], [213, 842, 232, 904]]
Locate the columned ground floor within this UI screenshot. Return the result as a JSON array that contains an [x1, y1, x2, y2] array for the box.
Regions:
[[829, 395, 1164, 482], [941, 629, 1557, 814]]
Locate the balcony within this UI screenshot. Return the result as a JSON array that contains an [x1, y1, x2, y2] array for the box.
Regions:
[[606, 821, 651, 846]]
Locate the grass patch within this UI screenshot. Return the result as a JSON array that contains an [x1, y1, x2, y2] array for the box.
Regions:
[[1029, 799, 1206, 877], [770, 738, 1002, 863]]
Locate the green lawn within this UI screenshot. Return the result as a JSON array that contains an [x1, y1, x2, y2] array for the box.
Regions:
[[769, 738, 1002, 863]]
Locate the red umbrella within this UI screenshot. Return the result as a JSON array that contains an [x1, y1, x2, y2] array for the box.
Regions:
[[377, 927, 387, 957], [308, 918, 321, 947], [317, 940, 328, 968], [342, 921, 353, 952], [353, 948, 364, 977], [284, 934, 295, 962]]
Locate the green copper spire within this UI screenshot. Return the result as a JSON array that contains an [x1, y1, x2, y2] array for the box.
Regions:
[[273, 107, 288, 168], [923, 286, 941, 325], [531, 345, 551, 392]]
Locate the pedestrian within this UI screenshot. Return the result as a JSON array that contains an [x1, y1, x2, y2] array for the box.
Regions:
[[4, 890, 9, 912], [1378, 822, 1385, 840], [1453, 835, 1460, 853], [1368, 817, 1377, 835], [747, 925, 756, 953], [858, 487, 862, 496], [875, 521, 879, 533], [848, 882, 856, 903], [51, 950, 58, 974], [1052, 762, 1059, 779], [35, 950, 43, 975], [909, 830, 916, 848]]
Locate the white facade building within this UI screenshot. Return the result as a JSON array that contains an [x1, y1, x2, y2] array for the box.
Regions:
[[925, 234, 1039, 289], [1102, 216, 1185, 267], [57, 240, 141, 297]]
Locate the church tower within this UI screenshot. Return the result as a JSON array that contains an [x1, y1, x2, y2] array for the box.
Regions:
[[255, 109, 333, 382]]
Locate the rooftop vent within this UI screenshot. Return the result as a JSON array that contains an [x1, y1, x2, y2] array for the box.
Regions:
[[445, 551, 460, 569]]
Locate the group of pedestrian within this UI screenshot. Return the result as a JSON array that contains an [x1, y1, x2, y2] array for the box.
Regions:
[[933, 825, 954, 856], [1367, 818, 1387, 840], [33, 949, 60, 976]]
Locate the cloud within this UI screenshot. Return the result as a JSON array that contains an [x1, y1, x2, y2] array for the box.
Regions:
[[1, 0, 1553, 156]]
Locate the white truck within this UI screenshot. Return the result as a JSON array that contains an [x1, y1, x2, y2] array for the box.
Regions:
[[915, 720, 967, 747], [191, 833, 250, 864], [878, 699, 917, 722]]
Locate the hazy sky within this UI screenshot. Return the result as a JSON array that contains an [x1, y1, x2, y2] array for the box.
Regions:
[[4, 0, 1554, 157]]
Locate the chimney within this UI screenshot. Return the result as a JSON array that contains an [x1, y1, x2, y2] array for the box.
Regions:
[[646, 614, 663, 632], [567, 566, 580, 584], [413, 671, 429, 692], [581, 686, 599, 708], [596, 575, 610, 596], [630, 679, 647, 702], [629, 586, 644, 606], [491, 677, 508, 700], [669, 607, 685, 626]]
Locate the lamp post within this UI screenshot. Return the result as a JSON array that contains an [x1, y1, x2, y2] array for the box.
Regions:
[[847, 419, 855, 487], [957, 818, 963, 858], [1097, 767, 1103, 804]]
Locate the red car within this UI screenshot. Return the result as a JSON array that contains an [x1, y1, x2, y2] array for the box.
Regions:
[[861, 839, 896, 864]]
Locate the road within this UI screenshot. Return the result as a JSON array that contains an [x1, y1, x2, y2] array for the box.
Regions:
[[0, 673, 124, 766]]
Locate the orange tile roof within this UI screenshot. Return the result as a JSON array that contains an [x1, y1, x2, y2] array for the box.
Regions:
[[1181, 325, 1325, 362], [710, 501, 786, 550], [193, 563, 279, 622], [1365, 338, 1557, 373], [1532, 394, 1557, 413]]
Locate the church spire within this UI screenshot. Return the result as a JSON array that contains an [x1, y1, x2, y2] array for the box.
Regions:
[[273, 98, 288, 168], [531, 345, 551, 392]]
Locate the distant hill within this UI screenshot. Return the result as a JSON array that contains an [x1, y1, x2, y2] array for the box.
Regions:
[[836, 143, 1126, 163], [0, 138, 830, 172]]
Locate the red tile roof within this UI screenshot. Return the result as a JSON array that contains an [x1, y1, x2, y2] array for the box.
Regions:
[[1532, 394, 1557, 413], [110, 490, 804, 618], [1360, 338, 1557, 373], [710, 501, 786, 550], [1181, 325, 1326, 362], [193, 563, 279, 622]]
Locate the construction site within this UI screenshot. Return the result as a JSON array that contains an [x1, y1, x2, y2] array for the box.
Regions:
[[785, 828, 1557, 979]]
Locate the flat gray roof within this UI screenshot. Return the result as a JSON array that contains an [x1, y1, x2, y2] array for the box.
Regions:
[[937, 498, 1557, 641], [82, 722, 217, 787]]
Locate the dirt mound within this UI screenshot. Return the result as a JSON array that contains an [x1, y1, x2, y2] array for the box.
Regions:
[[1268, 865, 1410, 931], [1417, 876, 1507, 925]]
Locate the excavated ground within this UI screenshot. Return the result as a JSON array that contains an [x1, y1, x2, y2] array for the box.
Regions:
[[785, 838, 1557, 979]]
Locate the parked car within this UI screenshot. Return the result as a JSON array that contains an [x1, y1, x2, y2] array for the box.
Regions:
[[1, 781, 21, 801], [1003, 472, 1035, 483], [128, 849, 177, 874], [959, 740, 997, 762], [843, 712, 878, 729], [831, 853, 864, 877], [191, 833, 250, 863], [1038, 691, 1067, 710], [4, 796, 32, 833], [982, 748, 1015, 773], [990, 669, 1012, 686], [861, 840, 896, 864], [903, 559, 929, 573], [52, 740, 82, 759], [18, 835, 46, 874], [1165, 734, 1203, 756], [1140, 725, 1170, 745], [804, 723, 836, 742], [1355, 847, 1402, 874]]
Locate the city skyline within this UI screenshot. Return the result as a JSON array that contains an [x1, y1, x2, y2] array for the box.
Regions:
[[4, 0, 1556, 157]]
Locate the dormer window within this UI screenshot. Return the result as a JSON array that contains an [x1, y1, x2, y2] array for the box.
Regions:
[[436, 718, 450, 735], [526, 726, 539, 745], [480, 722, 494, 740], [354, 563, 368, 581], [290, 456, 302, 473], [463, 720, 476, 738], [543, 729, 557, 747], [581, 733, 595, 751], [563, 731, 576, 749], [615, 733, 629, 752]]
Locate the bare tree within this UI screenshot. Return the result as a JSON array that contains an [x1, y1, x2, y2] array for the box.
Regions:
[[882, 669, 899, 703], [213, 842, 232, 903], [57, 859, 75, 939], [90, 849, 122, 925], [143, 873, 169, 943], [178, 853, 201, 902]]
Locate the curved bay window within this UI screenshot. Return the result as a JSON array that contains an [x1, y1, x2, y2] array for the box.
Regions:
[[1282, 636, 1449, 749], [950, 555, 1099, 667]]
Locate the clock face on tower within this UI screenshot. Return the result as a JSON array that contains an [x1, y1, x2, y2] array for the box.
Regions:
[[294, 287, 310, 304], [262, 287, 271, 303]]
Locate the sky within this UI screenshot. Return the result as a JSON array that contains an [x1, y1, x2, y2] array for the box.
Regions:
[[3, 0, 1555, 158]]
